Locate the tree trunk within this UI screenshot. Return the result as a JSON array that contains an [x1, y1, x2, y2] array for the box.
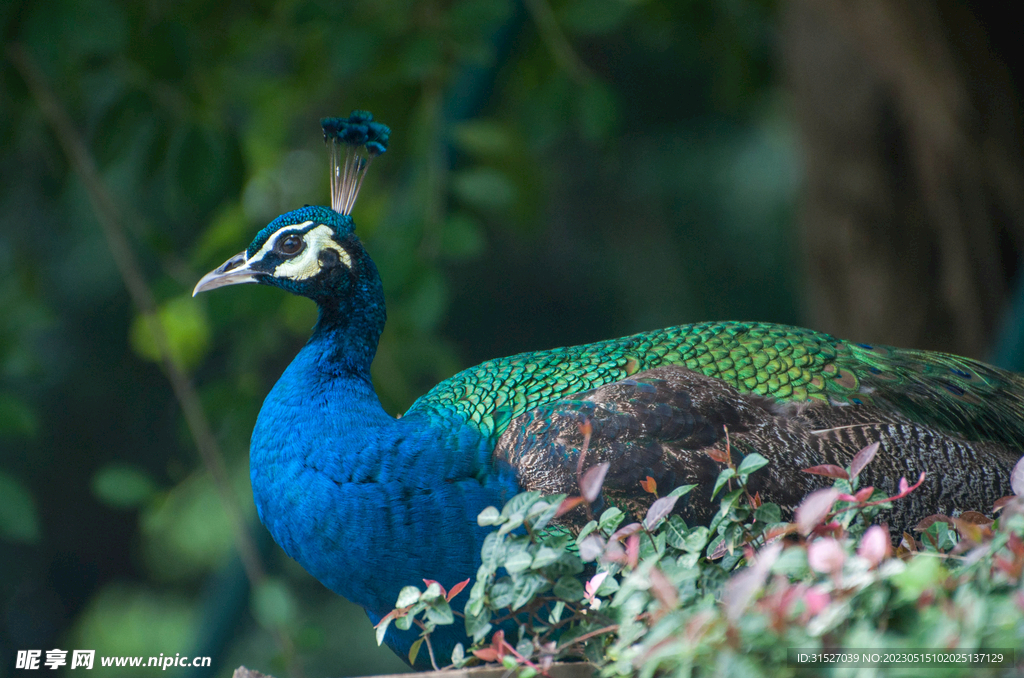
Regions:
[[782, 0, 1024, 358]]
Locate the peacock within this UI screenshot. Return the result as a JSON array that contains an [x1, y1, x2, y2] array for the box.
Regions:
[[193, 112, 1022, 668]]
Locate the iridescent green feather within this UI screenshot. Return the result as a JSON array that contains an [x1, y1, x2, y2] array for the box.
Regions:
[[405, 321, 1024, 448]]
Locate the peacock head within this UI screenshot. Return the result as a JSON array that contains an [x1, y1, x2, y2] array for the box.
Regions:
[[193, 112, 389, 304]]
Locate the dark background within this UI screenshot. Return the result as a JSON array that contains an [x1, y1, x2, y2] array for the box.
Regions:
[[2, 1, 1022, 676]]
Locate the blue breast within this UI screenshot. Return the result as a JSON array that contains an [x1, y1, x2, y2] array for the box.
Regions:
[[249, 337, 520, 666]]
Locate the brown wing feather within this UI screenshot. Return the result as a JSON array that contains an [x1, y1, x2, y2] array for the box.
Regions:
[[495, 366, 1019, 534]]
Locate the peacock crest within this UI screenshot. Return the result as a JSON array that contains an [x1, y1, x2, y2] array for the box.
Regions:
[[320, 111, 390, 216]]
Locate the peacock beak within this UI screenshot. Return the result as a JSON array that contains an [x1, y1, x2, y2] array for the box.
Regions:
[[193, 250, 263, 296]]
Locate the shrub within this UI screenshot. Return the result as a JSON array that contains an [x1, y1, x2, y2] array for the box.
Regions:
[[380, 443, 1024, 676]]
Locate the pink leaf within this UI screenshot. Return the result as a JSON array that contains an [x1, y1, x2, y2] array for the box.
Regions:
[[643, 495, 680, 530], [602, 539, 626, 563], [626, 533, 640, 568], [1012, 456, 1024, 496], [857, 525, 890, 567], [609, 522, 643, 543], [807, 537, 846, 574], [801, 464, 849, 480], [802, 586, 830, 617], [580, 462, 610, 504], [849, 441, 879, 480], [893, 472, 926, 499], [723, 541, 782, 621], [994, 495, 1017, 512], [584, 571, 609, 601], [472, 648, 499, 663], [854, 486, 874, 502], [578, 535, 606, 562], [648, 566, 679, 609], [795, 488, 840, 535]]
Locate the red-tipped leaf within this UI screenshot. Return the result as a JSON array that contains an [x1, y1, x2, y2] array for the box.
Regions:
[[706, 447, 731, 464], [580, 462, 610, 504], [446, 578, 470, 602], [1012, 456, 1024, 496], [555, 495, 587, 517], [802, 464, 849, 480], [849, 441, 879, 480], [795, 488, 840, 535], [643, 495, 680, 530], [640, 476, 658, 495]]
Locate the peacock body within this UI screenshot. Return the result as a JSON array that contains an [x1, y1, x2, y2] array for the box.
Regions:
[[194, 113, 1022, 668]]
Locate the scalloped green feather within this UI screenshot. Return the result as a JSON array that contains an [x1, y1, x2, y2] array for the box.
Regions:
[[406, 321, 1024, 448]]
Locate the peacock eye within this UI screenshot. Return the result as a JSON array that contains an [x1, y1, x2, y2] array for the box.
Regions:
[[278, 234, 305, 256]]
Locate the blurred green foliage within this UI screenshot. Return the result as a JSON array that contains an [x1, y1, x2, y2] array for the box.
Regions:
[[0, 0, 794, 675]]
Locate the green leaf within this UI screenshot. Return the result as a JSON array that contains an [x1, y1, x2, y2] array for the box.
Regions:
[[511, 573, 550, 610], [576, 520, 599, 545], [668, 484, 698, 498], [451, 643, 465, 666], [409, 637, 423, 666], [892, 553, 947, 603], [504, 546, 534, 573], [499, 494, 539, 533], [577, 79, 619, 142], [531, 545, 564, 570], [736, 453, 769, 475], [530, 494, 566, 531], [466, 578, 487, 616], [480, 532, 505, 572], [425, 600, 454, 625], [599, 507, 625, 534], [452, 167, 517, 211], [719, 487, 744, 512], [477, 506, 501, 526], [0, 392, 38, 439], [375, 614, 392, 646], [754, 502, 781, 524], [396, 585, 421, 608], [664, 515, 689, 549], [553, 575, 585, 601], [452, 120, 516, 157], [465, 611, 492, 642], [682, 526, 710, 554], [129, 295, 210, 370], [395, 612, 414, 631], [0, 471, 41, 543], [440, 213, 487, 261], [498, 512, 525, 536], [422, 582, 444, 601], [711, 468, 736, 499], [489, 577, 515, 609], [91, 464, 157, 509], [250, 578, 296, 629]]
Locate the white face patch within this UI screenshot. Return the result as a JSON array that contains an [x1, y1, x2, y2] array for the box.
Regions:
[[250, 222, 352, 280]]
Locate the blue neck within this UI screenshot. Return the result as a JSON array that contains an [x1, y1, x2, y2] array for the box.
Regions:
[[306, 257, 387, 376], [249, 290, 520, 666]]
